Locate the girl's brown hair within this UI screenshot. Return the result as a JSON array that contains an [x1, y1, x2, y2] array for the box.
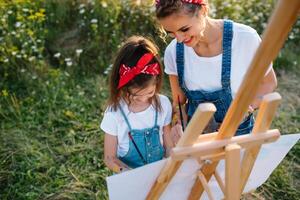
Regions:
[[108, 36, 163, 111]]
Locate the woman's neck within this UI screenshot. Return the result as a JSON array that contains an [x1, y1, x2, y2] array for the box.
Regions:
[[194, 18, 224, 57]]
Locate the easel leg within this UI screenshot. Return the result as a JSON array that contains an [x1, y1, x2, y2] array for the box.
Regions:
[[225, 144, 241, 200]]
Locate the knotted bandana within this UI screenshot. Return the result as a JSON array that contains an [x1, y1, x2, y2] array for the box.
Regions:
[[118, 53, 160, 89]]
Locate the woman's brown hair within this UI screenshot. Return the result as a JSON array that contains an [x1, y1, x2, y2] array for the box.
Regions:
[[107, 36, 163, 111], [155, 0, 204, 19]]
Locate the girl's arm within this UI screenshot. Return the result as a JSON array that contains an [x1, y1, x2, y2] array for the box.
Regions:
[[162, 124, 174, 157], [250, 68, 277, 109], [104, 133, 130, 172]]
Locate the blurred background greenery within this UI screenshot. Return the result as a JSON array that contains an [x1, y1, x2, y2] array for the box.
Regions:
[[0, 0, 299, 199]]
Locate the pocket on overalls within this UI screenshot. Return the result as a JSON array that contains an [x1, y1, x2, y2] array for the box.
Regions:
[[211, 99, 228, 123], [236, 114, 254, 136]]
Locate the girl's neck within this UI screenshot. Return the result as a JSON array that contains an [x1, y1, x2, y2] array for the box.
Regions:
[[126, 99, 152, 113]]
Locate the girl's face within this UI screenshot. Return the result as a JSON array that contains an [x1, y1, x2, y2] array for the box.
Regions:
[[128, 84, 156, 105], [159, 10, 207, 47]]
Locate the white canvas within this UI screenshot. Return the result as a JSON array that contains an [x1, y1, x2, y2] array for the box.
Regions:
[[106, 133, 300, 200]]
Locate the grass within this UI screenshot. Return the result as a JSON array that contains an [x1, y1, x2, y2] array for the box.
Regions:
[[0, 62, 299, 199]]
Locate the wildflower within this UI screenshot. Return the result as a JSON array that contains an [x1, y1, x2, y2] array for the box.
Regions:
[[79, 4, 85, 9], [8, 10, 13, 15], [54, 52, 61, 58], [101, 1, 108, 8], [76, 49, 83, 56], [32, 75, 37, 80], [64, 110, 75, 118], [28, 56, 35, 61], [79, 9, 85, 14], [66, 61, 73, 66], [79, 91, 85, 96], [15, 22, 22, 28], [91, 19, 98, 24], [65, 58, 71, 62], [12, 51, 17, 56], [22, 8, 29, 12], [4, 58, 9, 63], [21, 68, 26, 73], [2, 90, 9, 97]]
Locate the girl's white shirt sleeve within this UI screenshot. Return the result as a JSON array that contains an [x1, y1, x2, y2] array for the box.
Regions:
[[100, 109, 118, 136]]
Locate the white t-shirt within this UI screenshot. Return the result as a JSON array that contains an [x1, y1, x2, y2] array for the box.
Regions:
[[164, 22, 272, 98], [100, 94, 172, 157]]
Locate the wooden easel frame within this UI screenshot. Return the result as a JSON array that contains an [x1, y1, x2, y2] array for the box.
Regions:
[[146, 0, 300, 199]]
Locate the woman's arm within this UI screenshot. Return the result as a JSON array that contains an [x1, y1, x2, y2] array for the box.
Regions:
[[169, 75, 186, 105], [162, 124, 174, 157], [169, 75, 188, 127], [104, 133, 130, 172], [250, 68, 277, 109]]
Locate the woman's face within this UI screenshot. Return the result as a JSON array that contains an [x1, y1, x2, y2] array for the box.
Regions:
[[159, 10, 206, 47]]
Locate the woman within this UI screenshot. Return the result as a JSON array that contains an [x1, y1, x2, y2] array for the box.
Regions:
[[155, 0, 277, 136]]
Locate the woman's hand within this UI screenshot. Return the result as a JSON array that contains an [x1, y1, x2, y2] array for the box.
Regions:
[[170, 124, 184, 146]]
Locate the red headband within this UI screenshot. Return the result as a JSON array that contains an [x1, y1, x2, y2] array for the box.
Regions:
[[118, 53, 160, 89], [156, 0, 205, 6]]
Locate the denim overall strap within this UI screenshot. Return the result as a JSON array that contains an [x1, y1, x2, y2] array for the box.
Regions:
[[118, 105, 133, 131], [222, 20, 233, 89], [176, 42, 189, 94]]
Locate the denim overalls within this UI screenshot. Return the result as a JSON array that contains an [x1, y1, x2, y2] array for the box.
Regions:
[[176, 20, 254, 135], [118, 106, 165, 168]]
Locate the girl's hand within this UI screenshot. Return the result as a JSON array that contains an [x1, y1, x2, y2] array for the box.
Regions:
[[170, 124, 183, 146], [104, 156, 130, 173]]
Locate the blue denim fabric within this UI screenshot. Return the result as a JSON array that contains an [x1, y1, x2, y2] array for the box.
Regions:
[[176, 20, 254, 136], [118, 106, 165, 169]]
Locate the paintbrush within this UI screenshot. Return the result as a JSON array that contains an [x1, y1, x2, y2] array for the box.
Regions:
[[177, 95, 185, 131]]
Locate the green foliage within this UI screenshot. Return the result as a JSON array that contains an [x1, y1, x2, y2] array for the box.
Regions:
[[0, 67, 111, 199]]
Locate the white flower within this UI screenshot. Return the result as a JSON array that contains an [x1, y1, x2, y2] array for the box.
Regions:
[[90, 19, 98, 24], [16, 54, 22, 58], [65, 58, 71, 62], [66, 61, 73, 66], [76, 49, 83, 56], [12, 51, 17, 56], [11, 31, 16, 35], [79, 9, 85, 14], [21, 68, 26, 73], [36, 39, 42, 43], [15, 22, 21, 28], [29, 56, 35, 61], [101, 1, 108, 8], [79, 91, 85, 96], [79, 4, 85, 9], [22, 8, 29, 12], [54, 52, 61, 58], [8, 10, 13, 14], [32, 75, 37, 80], [4, 58, 9, 63]]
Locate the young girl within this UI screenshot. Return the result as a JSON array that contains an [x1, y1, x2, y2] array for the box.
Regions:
[[100, 36, 173, 172], [155, 0, 277, 135]]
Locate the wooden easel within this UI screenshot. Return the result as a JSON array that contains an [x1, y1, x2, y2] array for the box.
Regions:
[[146, 0, 300, 199]]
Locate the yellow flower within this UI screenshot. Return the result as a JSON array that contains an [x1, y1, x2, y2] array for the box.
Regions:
[[64, 110, 75, 118], [2, 90, 9, 97]]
